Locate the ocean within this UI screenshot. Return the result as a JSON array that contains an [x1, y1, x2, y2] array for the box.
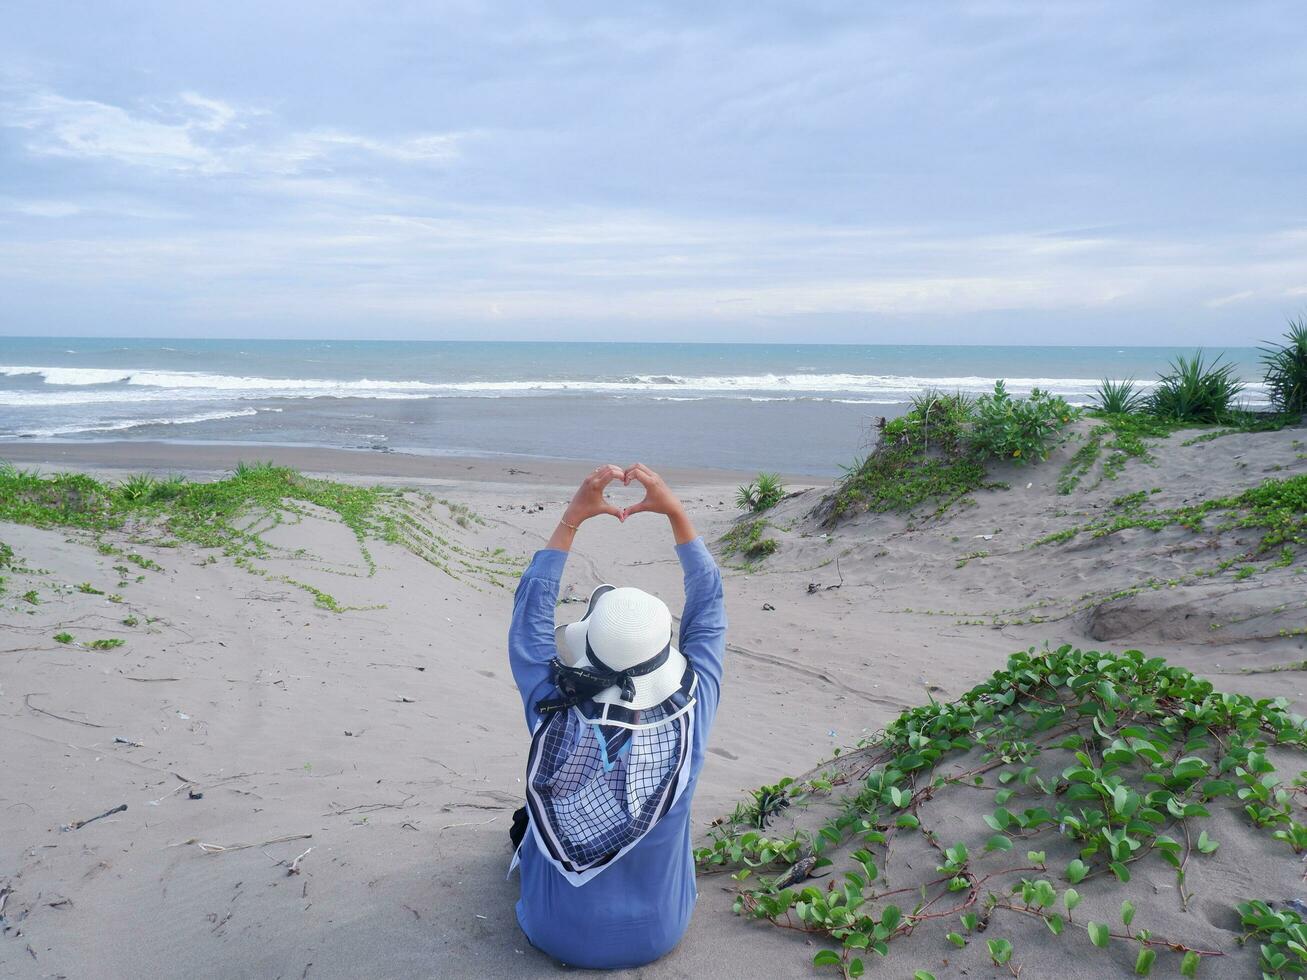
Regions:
[[0, 338, 1267, 476]]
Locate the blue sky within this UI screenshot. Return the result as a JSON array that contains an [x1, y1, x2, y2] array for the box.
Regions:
[[1, 1, 1305, 344]]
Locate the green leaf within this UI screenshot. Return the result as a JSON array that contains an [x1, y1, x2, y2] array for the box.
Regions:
[[914, 973, 937, 980], [1110, 861, 1131, 883], [985, 834, 1013, 852], [1088, 921, 1110, 948], [1134, 947, 1156, 976], [848, 957, 865, 978], [1064, 888, 1081, 912], [813, 950, 841, 967], [1179, 951, 1199, 977], [1121, 900, 1135, 928], [946, 932, 966, 948], [1196, 830, 1219, 854], [1046, 912, 1064, 935], [1066, 859, 1088, 883], [987, 938, 1014, 965]]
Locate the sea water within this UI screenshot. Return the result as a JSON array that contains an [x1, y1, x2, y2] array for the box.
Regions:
[[0, 338, 1267, 476]]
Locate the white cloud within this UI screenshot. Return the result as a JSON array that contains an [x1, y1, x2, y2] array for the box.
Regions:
[[1205, 290, 1255, 308], [2, 87, 464, 177], [9, 92, 221, 171], [0, 198, 83, 217], [256, 130, 462, 173], [2, 202, 1303, 328]]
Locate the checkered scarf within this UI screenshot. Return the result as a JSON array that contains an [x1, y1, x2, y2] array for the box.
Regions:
[[521, 665, 697, 886]]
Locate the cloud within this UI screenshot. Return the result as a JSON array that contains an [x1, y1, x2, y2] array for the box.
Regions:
[[8, 91, 222, 171], [1, 3, 1304, 341], [2, 199, 1303, 330], [0, 198, 83, 217], [1205, 290, 1255, 308], [258, 130, 462, 172], [2, 87, 464, 176]]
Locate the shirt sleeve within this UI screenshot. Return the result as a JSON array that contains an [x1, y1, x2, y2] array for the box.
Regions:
[[675, 536, 727, 703], [508, 548, 568, 730]]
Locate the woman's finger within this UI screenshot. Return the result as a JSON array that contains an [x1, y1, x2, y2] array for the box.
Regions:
[[625, 462, 654, 485], [623, 497, 652, 517], [588, 465, 620, 489]]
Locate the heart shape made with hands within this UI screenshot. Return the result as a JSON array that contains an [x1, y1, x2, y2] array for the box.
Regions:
[[606, 470, 654, 520], [579, 462, 668, 523], [606, 479, 646, 509]]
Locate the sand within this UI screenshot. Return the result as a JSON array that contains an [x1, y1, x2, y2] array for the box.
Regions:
[[2, 426, 1305, 979]]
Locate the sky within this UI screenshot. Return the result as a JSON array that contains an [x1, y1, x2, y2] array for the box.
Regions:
[[1, 1, 1305, 345]]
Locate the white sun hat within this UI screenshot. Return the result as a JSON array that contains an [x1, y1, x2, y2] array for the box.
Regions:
[[554, 584, 689, 712]]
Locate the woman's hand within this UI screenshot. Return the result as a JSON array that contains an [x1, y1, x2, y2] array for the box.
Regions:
[[563, 464, 626, 526], [620, 463, 681, 518], [547, 465, 625, 551]]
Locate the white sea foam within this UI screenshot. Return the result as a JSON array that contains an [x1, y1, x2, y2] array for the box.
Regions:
[[0, 364, 1272, 404], [16, 408, 260, 438]]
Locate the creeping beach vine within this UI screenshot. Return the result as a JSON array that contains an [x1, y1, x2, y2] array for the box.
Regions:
[[697, 645, 1307, 977]]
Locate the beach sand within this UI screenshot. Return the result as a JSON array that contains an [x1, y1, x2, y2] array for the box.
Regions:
[[2, 426, 1306, 978]]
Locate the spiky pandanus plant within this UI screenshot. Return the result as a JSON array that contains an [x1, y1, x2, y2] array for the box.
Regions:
[[1147, 351, 1244, 423], [1261, 317, 1307, 415], [1093, 378, 1146, 415]]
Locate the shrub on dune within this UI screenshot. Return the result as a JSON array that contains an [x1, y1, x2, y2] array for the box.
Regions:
[[1147, 352, 1244, 423], [969, 382, 1076, 463], [1093, 377, 1147, 415], [736, 472, 786, 513], [828, 385, 1076, 519], [1261, 316, 1307, 415]]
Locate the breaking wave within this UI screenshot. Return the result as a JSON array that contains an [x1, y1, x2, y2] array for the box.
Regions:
[[0, 364, 1272, 406]]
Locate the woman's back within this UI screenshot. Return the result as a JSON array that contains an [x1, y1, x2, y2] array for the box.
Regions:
[[506, 466, 726, 969]]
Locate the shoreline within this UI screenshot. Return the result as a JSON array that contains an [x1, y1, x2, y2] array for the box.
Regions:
[[0, 439, 823, 489]]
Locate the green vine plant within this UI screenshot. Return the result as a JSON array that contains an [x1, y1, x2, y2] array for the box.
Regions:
[[695, 646, 1307, 978]]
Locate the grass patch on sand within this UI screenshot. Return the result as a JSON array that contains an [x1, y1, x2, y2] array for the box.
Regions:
[[697, 644, 1307, 978], [1037, 473, 1307, 572], [1056, 413, 1180, 495], [0, 460, 396, 610], [0, 461, 521, 608], [827, 386, 1075, 522], [720, 517, 780, 567], [1057, 409, 1298, 495]]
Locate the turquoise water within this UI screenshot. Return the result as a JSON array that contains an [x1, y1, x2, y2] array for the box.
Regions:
[[0, 338, 1267, 475]]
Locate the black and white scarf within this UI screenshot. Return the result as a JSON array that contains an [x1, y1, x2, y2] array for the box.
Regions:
[[511, 663, 697, 886]]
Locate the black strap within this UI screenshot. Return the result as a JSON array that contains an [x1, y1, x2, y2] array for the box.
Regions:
[[534, 640, 671, 716], [584, 637, 670, 700]]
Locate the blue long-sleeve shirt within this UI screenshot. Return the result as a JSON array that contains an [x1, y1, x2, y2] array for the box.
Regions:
[[508, 536, 726, 969]]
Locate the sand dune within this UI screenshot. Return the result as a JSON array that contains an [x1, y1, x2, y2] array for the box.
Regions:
[[1, 427, 1305, 978]]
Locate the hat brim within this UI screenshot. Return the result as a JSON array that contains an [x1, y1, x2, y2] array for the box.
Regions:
[[554, 583, 616, 666]]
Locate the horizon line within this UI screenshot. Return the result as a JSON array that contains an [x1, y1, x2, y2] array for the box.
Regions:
[[0, 334, 1270, 351]]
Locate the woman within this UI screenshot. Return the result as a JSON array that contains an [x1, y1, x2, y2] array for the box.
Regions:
[[507, 462, 727, 969]]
